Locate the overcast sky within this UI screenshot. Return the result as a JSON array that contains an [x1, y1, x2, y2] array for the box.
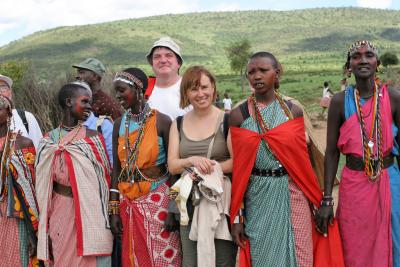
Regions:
[[1, 0, 398, 46]]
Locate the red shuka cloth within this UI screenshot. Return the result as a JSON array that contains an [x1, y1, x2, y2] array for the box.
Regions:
[[230, 116, 345, 267]]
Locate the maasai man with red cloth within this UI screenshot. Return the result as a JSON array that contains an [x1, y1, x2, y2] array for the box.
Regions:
[[229, 52, 344, 267], [317, 41, 400, 267], [36, 82, 113, 266]]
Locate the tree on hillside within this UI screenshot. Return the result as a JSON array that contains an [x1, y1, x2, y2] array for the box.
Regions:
[[381, 52, 399, 67], [225, 39, 252, 91]]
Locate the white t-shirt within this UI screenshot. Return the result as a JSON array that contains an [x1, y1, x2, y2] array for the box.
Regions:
[[11, 109, 43, 149], [147, 78, 190, 120], [223, 98, 232, 110], [322, 87, 332, 98]]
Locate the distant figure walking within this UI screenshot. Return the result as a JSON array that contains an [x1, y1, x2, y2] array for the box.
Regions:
[[319, 81, 334, 118], [223, 92, 232, 113]]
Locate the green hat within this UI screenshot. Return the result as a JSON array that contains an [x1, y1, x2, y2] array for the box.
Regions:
[[72, 58, 106, 77]]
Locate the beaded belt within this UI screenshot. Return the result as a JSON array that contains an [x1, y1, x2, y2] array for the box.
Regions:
[[53, 181, 73, 198], [251, 166, 287, 177], [346, 154, 394, 171]]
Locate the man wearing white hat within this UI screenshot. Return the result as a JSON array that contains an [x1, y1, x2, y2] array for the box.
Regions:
[[0, 74, 43, 148], [145, 36, 190, 120]]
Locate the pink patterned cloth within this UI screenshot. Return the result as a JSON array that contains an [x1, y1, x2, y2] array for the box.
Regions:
[[288, 179, 313, 267], [337, 86, 393, 267], [0, 200, 22, 267], [36, 127, 113, 264], [120, 183, 182, 267], [48, 127, 97, 266]]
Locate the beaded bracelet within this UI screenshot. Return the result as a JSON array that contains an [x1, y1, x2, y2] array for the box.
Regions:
[[108, 200, 120, 215], [321, 198, 334, 207]]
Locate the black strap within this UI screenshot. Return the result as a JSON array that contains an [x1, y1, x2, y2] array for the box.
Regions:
[[239, 101, 250, 121], [176, 115, 183, 141], [223, 113, 229, 140], [17, 109, 29, 133]]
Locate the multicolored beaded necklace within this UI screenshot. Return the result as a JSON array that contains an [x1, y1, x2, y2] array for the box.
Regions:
[[118, 105, 155, 183], [251, 91, 293, 133], [354, 83, 383, 181]]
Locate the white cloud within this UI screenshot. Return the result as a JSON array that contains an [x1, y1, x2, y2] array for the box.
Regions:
[[357, 0, 392, 9], [0, 0, 199, 45]]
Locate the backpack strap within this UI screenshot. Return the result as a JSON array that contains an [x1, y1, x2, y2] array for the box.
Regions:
[[17, 109, 29, 133], [96, 115, 112, 134], [239, 100, 250, 121], [223, 113, 229, 140], [176, 115, 183, 141]]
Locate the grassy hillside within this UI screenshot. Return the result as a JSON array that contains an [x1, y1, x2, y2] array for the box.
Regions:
[[1, 7, 400, 112]]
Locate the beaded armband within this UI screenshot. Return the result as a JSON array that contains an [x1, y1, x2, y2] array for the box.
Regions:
[[321, 195, 334, 207], [108, 200, 120, 215]]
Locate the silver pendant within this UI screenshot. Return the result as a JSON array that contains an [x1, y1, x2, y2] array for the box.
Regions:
[[368, 140, 374, 152], [368, 140, 374, 148]]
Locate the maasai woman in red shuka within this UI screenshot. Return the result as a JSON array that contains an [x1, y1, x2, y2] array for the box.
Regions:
[[109, 68, 181, 267], [229, 52, 344, 267], [316, 41, 400, 267], [0, 95, 39, 267], [36, 82, 113, 266]]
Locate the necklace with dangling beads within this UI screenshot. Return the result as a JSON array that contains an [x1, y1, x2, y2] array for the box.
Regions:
[[251, 91, 293, 169], [118, 105, 155, 183], [57, 123, 83, 145], [127, 103, 151, 124], [251, 91, 293, 133], [354, 83, 384, 181]]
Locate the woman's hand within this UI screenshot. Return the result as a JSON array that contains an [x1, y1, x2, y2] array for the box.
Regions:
[[315, 205, 334, 237], [188, 156, 215, 175], [110, 214, 123, 235], [231, 223, 247, 249]]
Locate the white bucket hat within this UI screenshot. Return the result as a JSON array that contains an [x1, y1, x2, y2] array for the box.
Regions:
[[146, 36, 183, 64], [0, 74, 13, 88]]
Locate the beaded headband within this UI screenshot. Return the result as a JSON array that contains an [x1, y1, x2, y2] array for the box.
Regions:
[[70, 81, 91, 92], [347, 40, 378, 57], [114, 71, 144, 89]]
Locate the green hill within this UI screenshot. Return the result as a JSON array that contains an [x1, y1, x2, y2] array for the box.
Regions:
[[1, 7, 400, 112]]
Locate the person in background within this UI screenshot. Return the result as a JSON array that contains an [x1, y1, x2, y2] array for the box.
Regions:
[[74, 81, 114, 165], [319, 81, 334, 119], [73, 57, 122, 120], [0, 74, 43, 148], [223, 92, 232, 113], [145, 36, 190, 120]]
